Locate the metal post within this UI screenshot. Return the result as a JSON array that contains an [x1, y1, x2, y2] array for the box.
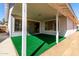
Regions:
[[56, 11, 59, 44], [22, 3, 26, 56]]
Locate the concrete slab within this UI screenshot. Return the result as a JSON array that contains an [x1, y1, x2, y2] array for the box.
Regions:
[[0, 33, 8, 43], [0, 37, 18, 56], [41, 32, 79, 56]]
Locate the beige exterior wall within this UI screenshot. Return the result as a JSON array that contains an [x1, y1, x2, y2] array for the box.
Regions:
[[59, 16, 67, 36], [40, 20, 56, 35], [65, 18, 77, 37]]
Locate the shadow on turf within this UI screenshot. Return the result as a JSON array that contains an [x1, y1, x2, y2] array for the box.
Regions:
[[30, 33, 63, 56]]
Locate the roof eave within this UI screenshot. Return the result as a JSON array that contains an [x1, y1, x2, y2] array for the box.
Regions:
[[66, 3, 78, 24]]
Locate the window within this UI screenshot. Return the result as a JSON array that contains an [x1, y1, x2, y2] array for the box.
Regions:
[[15, 19, 22, 31], [45, 20, 56, 31]]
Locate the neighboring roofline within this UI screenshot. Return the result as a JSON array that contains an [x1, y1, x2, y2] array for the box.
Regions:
[[66, 3, 78, 21]]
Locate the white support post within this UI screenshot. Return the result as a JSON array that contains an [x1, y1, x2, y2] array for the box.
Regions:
[[56, 11, 59, 44], [22, 3, 26, 56], [8, 6, 14, 37]]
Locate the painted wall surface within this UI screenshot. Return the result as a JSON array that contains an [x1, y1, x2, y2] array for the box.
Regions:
[[59, 17, 67, 36], [40, 20, 56, 35], [73, 24, 77, 31], [65, 18, 77, 37]]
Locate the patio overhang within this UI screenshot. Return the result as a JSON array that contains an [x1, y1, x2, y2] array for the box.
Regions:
[[48, 3, 78, 25], [12, 3, 65, 21], [12, 3, 78, 25], [8, 3, 78, 56]]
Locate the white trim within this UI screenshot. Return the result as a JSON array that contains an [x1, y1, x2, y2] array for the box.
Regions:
[[56, 11, 59, 44], [28, 19, 40, 22], [44, 19, 56, 22], [22, 3, 26, 56]]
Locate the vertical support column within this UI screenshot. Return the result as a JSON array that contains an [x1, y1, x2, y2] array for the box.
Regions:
[[22, 3, 26, 56], [8, 5, 14, 37], [56, 11, 59, 44]]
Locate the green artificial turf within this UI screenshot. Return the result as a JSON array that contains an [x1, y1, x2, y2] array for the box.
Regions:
[[27, 34, 65, 56], [11, 36, 22, 56], [11, 34, 65, 56]]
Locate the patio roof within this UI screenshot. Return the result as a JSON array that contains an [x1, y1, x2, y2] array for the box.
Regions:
[[12, 3, 78, 25], [48, 3, 78, 25]]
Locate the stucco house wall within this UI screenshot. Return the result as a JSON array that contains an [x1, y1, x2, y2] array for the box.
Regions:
[[59, 16, 67, 36], [65, 18, 77, 37]]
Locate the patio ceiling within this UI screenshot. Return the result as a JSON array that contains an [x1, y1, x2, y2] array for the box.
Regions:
[[12, 3, 63, 21], [11, 3, 78, 25], [27, 3, 62, 21]]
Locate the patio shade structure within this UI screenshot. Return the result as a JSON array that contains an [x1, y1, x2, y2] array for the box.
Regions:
[[48, 3, 78, 25], [5, 3, 78, 56]]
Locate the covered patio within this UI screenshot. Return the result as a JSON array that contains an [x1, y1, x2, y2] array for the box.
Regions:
[[7, 3, 78, 56], [27, 3, 67, 56]]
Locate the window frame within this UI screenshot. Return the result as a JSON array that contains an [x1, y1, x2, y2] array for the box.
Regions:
[[45, 20, 56, 31], [14, 19, 22, 32]]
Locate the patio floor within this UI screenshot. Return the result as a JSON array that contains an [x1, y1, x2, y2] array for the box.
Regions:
[[0, 33, 8, 42], [0, 37, 18, 56], [27, 34, 65, 56]]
